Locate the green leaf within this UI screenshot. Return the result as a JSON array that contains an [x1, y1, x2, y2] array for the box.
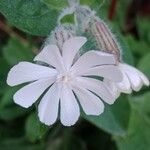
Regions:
[[122, 45, 134, 65], [0, 0, 58, 36], [138, 18, 150, 44], [124, 36, 149, 57], [42, 0, 68, 10], [138, 52, 150, 79], [83, 95, 131, 136], [0, 106, 28, 121], [118, 35, 134, 65], [25, 113, 49, 142], [0, 85, 28, 121], [0, 138, 45, 150], [3, 36, 34, 65], [0, 58, 10, 93], [80, 0, 96, 5], [115, 92, 150, 150], [46, 129, 86, 150], [42, 0, 99, 10], [0, 87, 19, 108], [61, 14, 75, 24]]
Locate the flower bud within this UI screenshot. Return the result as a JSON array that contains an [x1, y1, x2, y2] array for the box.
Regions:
[[75, 6, 121, 62], [87, 19, 121, 62], [47, 25, 76, 52]]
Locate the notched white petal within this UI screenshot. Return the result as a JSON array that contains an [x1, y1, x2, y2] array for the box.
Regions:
[[120, 63, 149, 92], [136, 69, 150, 86], [73, 86, 104, 116], [72, 77, 116, 105], [7, 62, 57, 86], [62, 36, 87, 70], [13, 78, 54, 108], [103, 79, 120, 100], [34, 44, 65, 72], [71, 50, 116, 75], [38, 83, 61, 126], [116, 72, 132, 94], [60, 85, 80, 126], [79, 65, 123, 82]]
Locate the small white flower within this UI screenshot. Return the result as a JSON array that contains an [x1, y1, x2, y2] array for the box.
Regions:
[[104, 63, 149, 95], [7, 36, 122, 126], [116, 63, 149, 93]]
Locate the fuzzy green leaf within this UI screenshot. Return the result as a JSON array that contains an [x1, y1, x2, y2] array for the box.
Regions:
[[42, 0, 69, 10], [25, 113, 49, 142], [0, 0, 58, 36], [83, 95, 131, 136], [138, 52, 150, 79], [0, 106, 27, 121], [3, 36, 34, 65], [0, 58, 10, 93], [116, 92, 150, 150], [0, 138, 45, 150]]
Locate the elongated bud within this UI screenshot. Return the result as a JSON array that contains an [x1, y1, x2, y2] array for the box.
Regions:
[[75, 6, 121, 62], [47, 25, 76, 51], [87, 19, 121, 62], [46, 24, 81, 63]]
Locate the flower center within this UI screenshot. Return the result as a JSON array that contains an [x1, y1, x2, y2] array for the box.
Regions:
[[56, 72, 73, 84]]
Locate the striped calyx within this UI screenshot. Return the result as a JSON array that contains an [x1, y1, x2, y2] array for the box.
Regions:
[[86, 18, 121, 62]]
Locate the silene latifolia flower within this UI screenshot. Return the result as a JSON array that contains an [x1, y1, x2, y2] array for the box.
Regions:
[[7, 26, 122, 126], [75, 6, 150, 94]]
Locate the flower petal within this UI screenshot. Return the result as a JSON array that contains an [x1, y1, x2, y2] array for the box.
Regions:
[[79, 65, 122, 82], [116, 72, 132, 94], [60, 84, 80, 126], [71, 51, 116, 74], [38, 83, 61, 126], [120, 64, 144, 91], [103, 79, 120, 99], [34, 45, 65, 72], [7, 62, 57, 86], [73, 86, 104, 115], [136, 69, 150, 86], [62, 37, 87, 70], [72, 77, 116, 104], [13, 78, 54, 108]]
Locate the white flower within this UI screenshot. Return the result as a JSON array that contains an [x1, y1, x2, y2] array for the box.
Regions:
[[104, 63, 149, 95], [7, 36, 122, 126], [117, 63, 149, 93]]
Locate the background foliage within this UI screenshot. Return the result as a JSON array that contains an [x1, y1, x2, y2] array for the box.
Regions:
[[0, 0, 150, 149]]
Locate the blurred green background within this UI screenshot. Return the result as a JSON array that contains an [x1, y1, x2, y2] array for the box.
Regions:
[[0, 0, 150, 150]]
